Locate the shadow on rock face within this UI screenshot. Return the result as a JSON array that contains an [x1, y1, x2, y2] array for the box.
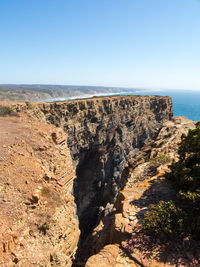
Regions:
[[73, 144, 127, 243]]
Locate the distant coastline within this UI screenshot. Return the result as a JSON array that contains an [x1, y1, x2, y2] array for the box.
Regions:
[[0, 84, 200, 121]]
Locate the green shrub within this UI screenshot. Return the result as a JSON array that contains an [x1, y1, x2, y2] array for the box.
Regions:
[[143, 122, 200, 239], [162, 121, 200, 238], [0, 105, 19, 117], [39, 222, 50, 234], [166, 122, 200, 194], [149, 153, 171, 165], [143, 200, 186, 236]]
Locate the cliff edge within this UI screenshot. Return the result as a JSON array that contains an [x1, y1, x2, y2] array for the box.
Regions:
[[16, 95, 173, 241], [85, 117, 198, 267], [0, 95, 173, 266]]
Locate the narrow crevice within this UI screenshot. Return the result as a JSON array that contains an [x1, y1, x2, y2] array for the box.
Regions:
[[73, 148, 103, 243], [71, 129, 164, 266], [72, 162, 130, 267]]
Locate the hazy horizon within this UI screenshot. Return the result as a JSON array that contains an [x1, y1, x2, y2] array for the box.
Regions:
[[1, 84, 200, 92]]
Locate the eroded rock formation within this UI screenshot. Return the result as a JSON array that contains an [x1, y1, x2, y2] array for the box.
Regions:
[[17, 95, 173, 241], [1, 95, 174, 266], [84, 117, 198, 267]]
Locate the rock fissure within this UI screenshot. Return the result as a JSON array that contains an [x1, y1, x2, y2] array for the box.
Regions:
[[1, 95, 173, 266], [17, 95, 173, 244], [4, 95, 200, 267], [83, 116, 197, 267]]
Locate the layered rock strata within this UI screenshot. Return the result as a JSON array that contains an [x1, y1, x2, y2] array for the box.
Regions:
[[85, 117, 198, 266], [0, 115, 79, 266], [0, 95, 175, 266], [16, 95, 173, 241]]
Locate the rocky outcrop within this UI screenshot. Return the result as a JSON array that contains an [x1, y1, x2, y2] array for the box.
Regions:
[[85, 117, 198, 267], [15, 95, 173, 242], [4, 95, 195, 267], [0, 116, 79, 266]]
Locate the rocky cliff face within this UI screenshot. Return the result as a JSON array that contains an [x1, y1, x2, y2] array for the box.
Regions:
[[0, 95, 174, 266], [16, 95, 173, 242], [85, 117, 197, 267]]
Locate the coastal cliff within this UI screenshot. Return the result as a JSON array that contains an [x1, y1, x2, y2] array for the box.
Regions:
[[85, 117, 197, 267], [17, 95, 173, 241], [0, 95, 173, 266]]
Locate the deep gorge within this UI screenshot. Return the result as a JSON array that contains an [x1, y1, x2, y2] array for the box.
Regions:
[[21, 95, 173, 244], [0, 94, 175, 266]]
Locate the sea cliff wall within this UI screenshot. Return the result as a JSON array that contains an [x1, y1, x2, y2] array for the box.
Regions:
[[17, 95, 173, 241]]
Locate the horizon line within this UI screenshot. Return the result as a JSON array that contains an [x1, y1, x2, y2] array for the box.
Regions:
[[0, 83, 200, 91]]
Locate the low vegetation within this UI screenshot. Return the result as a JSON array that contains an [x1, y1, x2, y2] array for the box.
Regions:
[[143, 122, 200, 239], [0, 105, 19, 117], [149, 153, 171, 165], [143, 200, 186, 236], [39, 222, 50, 235]]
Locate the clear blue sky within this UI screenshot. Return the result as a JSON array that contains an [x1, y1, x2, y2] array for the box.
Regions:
[[0, 0, 200, 89]]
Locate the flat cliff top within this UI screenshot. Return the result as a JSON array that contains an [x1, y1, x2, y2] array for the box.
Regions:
[[43, 94, 171, 104], [56, 94, 169, 100], [0, 94, 170, 106]]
